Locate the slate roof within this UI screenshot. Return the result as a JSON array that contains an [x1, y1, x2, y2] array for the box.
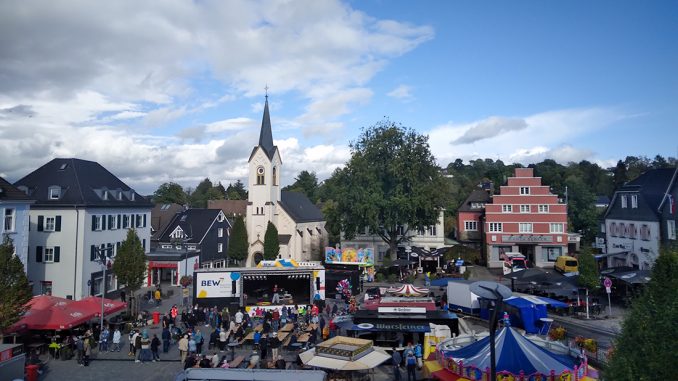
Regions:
[[208, 199, 247, 216], [151, 203, 184, 240], [279, 191, 324, 223], [248, 97, 279, 161], [0, 176, 32, 201], [157, 208, 224, 244], [458, 189, 492, 212], [14, 158, 152, 208], [606, 168, 678, 221]]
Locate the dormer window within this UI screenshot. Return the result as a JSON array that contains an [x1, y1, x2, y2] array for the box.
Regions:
[[170, 226, 185, 239], [117, 191, 123, 200], [256, 167, 265, 185], [48, 186, 61, 200]]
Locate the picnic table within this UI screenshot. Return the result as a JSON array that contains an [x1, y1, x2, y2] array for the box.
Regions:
[[276, 331, 290, 342], [297, 333, 311, 343], [280, 323, 294, 332], [305, 324, 318, 332]]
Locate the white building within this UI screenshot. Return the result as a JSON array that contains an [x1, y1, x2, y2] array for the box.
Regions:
[[245, 97, 326, 266], [0, 176, 33, 270], [14, 158, 152, 299]]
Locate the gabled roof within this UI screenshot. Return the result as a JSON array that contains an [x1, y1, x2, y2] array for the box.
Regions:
[[606, 168, 678, 221], [157, 208, 228, 244], [151, 203, 184, 240], [458, 189, 491, 212], [279, 191, 324, 223], [14, 158, 152, 208], [0, 176, 32, 202], [207, 199, 247, 216]]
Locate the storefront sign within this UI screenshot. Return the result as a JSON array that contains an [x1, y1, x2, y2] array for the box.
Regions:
[[195, 272, 240, 298], [502, 235, 553, 243], [148, 261, 177, 269], [325, 247, 374, 265], [378, 306, 426, 314], [373, 322, 430, 332]]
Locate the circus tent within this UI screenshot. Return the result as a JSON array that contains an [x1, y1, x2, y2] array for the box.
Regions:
[[386, 284, 429, 297]]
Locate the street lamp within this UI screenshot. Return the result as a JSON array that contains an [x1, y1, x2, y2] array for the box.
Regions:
[[470, 281, 512, 381], [94, 245, 114, 332]]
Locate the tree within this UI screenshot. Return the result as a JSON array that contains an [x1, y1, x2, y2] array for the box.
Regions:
[[229, 216, 248, 265], [284, 171, 319, 203], [0, 236, 32, 333], [263, 221, 280, 260], [577, 246, 599, 290], [604, 247, 678, 380], [335, 120, 447, 260], [153, 182, 187, 205], [226, 180, 248, 200], [566, 176, 599, 243], [112, 229, 147, 297], [612, 160, 628, 190]]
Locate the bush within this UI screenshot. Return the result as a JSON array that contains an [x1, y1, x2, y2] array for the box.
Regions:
[[549, 326, 566, 341], [387, 274, 398, 283], [375, 273, 385, 283]]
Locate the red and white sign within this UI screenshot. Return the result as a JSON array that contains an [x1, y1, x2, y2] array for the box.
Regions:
[[603, 277, 612, 288]]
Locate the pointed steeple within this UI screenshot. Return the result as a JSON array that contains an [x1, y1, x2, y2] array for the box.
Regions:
[[258, 95, 274, 156]]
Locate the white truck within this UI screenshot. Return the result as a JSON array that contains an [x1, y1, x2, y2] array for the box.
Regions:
[[446, 280, 481, 315]]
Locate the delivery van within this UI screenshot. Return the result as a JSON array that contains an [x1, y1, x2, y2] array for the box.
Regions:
[[554, 255, 579, 274]]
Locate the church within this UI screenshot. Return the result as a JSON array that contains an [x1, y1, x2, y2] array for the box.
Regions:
[[245, 96, 327, 266]]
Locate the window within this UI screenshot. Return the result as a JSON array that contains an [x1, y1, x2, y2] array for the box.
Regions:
[[640, 224, 650, 241], [45, 217, 56, 231], [122, 215, 129, 229], [93, 215, 103, 231], [3, 208, 15, 232], [48, 186, 61, 200], [609, 222, 617, 237], [109, 215, 117, 230], [44, 247, 55, 262], [170, 227, 184, 239], [471, 202, 484, 209], [520, 205, 530, 213], [519, 223, 533, 233], [464, 221, 478, 231], [488, 223, 503, 232], [218, 243, 223, 253], [520, 187, 530, 195], [550, 223, 564, 233], [397, 226, 404, 236], [161, 244, 172, 249], [273, 167, 277, 186], [621, 195, 628, 208], [502, 205, 512, 213], [427, 226, 437, 236], [629, 223, 637, 239], [538, 205, 549, 213], [668, 220, 676, 240], [631, 195, 638, 208], [41, 281, 52, 295], [256, 166, 265, 185]]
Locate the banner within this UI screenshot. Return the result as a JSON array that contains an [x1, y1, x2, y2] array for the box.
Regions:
[[325, 247, 374, 265], [195, 272, 241, 298]]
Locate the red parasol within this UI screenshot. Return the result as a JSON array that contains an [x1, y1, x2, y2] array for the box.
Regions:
[[71, 296, 127, 316], [6, 295, 95, 332]]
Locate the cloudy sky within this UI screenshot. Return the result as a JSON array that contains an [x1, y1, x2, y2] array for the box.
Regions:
[[1, 1, 676, 194]]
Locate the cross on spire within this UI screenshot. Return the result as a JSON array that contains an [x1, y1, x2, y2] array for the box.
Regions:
[[264, 84, 269, 100]]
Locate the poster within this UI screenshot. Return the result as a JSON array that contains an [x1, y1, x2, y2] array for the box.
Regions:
[[195, 272, 241, 298], [325, 247, 374, 265]]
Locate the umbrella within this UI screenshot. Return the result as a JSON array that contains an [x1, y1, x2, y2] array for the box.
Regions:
[[299, 347, 390, 371], [71, 296, 127, 316], [7, 295, 95, 332]]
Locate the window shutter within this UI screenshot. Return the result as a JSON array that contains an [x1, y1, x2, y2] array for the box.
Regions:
[[54, 247, 60, 262], [91, 245, 96, 261], [117, 215, 122, 229], [143, 214, 147, 227], [108, 215, 113, 229], [37, 216, 44, 231], [55, 216, 62, 232], [36, 246, 43, 263], [142, 239, 146, 251], [102, 215, 107, 230], [92, 215, 96, 231]]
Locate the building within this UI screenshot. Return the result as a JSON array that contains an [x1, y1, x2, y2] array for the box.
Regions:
[[0, 176, 33, 270], [484, 168, 568, 268], [246, 96, 326, 266], [14, 158, 152, 299], [456, 188, 492, 249], [208, 199, 247, 218], [603, 167, 678, 270], [150, 203, 183, 249]]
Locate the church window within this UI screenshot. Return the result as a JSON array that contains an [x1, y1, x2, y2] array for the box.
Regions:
[[273, 167, 277, 186], [256, 166, 265, 185]]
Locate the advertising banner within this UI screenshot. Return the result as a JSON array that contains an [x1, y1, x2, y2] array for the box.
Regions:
[[195, 272, 241, 298], [325, 247, 374, 265]]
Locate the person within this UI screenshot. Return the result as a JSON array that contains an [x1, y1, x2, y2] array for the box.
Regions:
[[199, 354, 212, 368], [99, 326, 109, 352], [140, 331, 152, 363], [331, 303, 338, 317], [404, 342, 414, 357], [271, 284, 280, 304], [248, 350, 260, 369], [219, 355, 230, 368], [178, 335, 189, 365], [188, 334, 197, 356], [120, 290, 126, 303], [151, 334, 161, 361], [162, 326, 171, 353], [414, 343, 423, 369], [154, 288, 162, 306], [391, 347, 402, 381], [235, 309, 244, 325], [253, 330, 262, 347], [211, 352, 220, 368], [83, 336, 91, 366], [405, 351, 417, 381], [129, 330, 138, 357], [75, 336, 84, 366], [134, 331, 143, 362], [259, 333, 268, 360], [218, 327, 228, 351], [269, 332, 281, 361], [112, 327, 122, 352], [194, 329, 204, 354], [275, 355, 286, 369]]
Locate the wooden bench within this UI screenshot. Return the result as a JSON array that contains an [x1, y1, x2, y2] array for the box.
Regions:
[[229, 355, 245, 368]]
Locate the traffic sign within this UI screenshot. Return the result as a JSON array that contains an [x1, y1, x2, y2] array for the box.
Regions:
[[603, 277, 612, 288]]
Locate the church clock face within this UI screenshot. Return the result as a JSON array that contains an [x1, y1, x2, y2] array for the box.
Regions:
[[257, 166, 265, 175]]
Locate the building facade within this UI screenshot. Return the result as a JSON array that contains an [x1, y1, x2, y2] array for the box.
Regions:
[[245, 97, 326, 266], [603, 168, 678, 270], [456, 188, 492, 249], [0, 176, 33, 270], [14, 158, 152, 299], [484, 168, 568, 268]]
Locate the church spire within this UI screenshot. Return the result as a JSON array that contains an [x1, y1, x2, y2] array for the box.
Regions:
[[258, 94, 274, 156]]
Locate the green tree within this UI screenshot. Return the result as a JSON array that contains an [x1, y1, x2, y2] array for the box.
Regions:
[[566, 176, 599, 243], [153, 182, 187, 205], [263, 221, 280, 260], [577, 246, 599, 290], [612, 160, 628, 190], [112, 229, 147, 298], [226, 180, 248, 200], [284, 171, 320, 203], [336, 120, 447, 260], [0, 236, 32, 333], [605, 248, 678, 380], [229, 216, 248, 265]]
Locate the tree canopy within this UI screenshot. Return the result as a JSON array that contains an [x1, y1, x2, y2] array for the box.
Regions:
[[577, 246, 600, 290], [226, 180, 248, 200], [229, 215, 248, 265], [283, 170, 320, 203], [153, 182, 188, 205], [263, 221, 280, 260], [0, 236, 32, 333], [333, 120, 447, 259], [604, 247, 678, 380], [112, 229, 147, 295]]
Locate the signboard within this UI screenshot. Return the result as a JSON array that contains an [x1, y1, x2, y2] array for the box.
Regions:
[[195, 272, 241, 298], [502, 235, 553, 243], [373, 322, 430, 332], [605, 286, 611, 294], [378, 306, 426, 314], [455, 259, 464, 267], [603, 277, 612, 288], [325, 247, 374, 265]]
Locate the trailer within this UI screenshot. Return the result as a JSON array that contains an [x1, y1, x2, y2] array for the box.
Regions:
[[446, 280, 481, 315]]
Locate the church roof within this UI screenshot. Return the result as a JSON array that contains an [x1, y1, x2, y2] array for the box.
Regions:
[[258, 97, 276, 158], [279, 191, 324, 223]]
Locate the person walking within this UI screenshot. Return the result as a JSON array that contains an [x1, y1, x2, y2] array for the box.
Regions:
[[83, 336, 92, 367], [269, 332, 281, 362], [154, 288, 162, 306], [194, 329, 204, 354], [75, 336, 84, 366], [112, 327, 122, 352], [162, 327, 171, 353], [218, 327, 228, 352], [129, 330, 138, 357], [134, 331, 143, 363], [405, 351, 417, 381], [99, 326, 109, 352], [188, 335, 197, 356], [178, 335, 189, 365], [391, 347, 402, 381], [151, 334, 161, 361]]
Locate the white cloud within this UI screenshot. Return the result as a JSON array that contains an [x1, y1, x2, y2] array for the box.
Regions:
[[387, 84, 414, 101], [452, 116, 527, 144]]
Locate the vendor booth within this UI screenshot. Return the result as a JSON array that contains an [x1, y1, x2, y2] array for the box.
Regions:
[[479, 295, 567, 334], [351, 309, 458, 347]]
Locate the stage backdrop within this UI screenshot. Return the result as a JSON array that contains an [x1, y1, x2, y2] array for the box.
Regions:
[[325, 247, 374, 266]]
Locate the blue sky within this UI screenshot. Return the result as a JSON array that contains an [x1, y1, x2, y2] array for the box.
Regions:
[[0, 1, 676, 193]]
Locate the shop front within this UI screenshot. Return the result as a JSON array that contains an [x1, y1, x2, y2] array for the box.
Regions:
[[351, 309, 458, 347]]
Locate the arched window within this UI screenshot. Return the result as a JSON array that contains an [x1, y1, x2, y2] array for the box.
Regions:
[[272, 167, 277, 186], [256, 166, 265, 185]]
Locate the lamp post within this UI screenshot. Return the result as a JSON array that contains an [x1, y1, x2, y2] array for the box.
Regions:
[[94, 245, 113, 332], [470, 281, 512, 381]]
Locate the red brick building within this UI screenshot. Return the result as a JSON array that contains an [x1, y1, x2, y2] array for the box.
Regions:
[[484, 168, 568, 268], [457, 189, 492, 249]]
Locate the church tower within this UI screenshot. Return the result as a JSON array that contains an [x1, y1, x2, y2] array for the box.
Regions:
[[246, 96, 282, 265]]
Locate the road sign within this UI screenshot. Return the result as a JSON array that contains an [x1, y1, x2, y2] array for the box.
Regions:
[[605, 286, 611, 294], [603, 277, 612, 288]]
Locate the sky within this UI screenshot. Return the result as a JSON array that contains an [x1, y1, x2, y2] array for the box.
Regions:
[[1, 0, 676, 194]]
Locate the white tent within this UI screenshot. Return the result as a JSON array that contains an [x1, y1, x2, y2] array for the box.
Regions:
[[299, 347, 390, 371]]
